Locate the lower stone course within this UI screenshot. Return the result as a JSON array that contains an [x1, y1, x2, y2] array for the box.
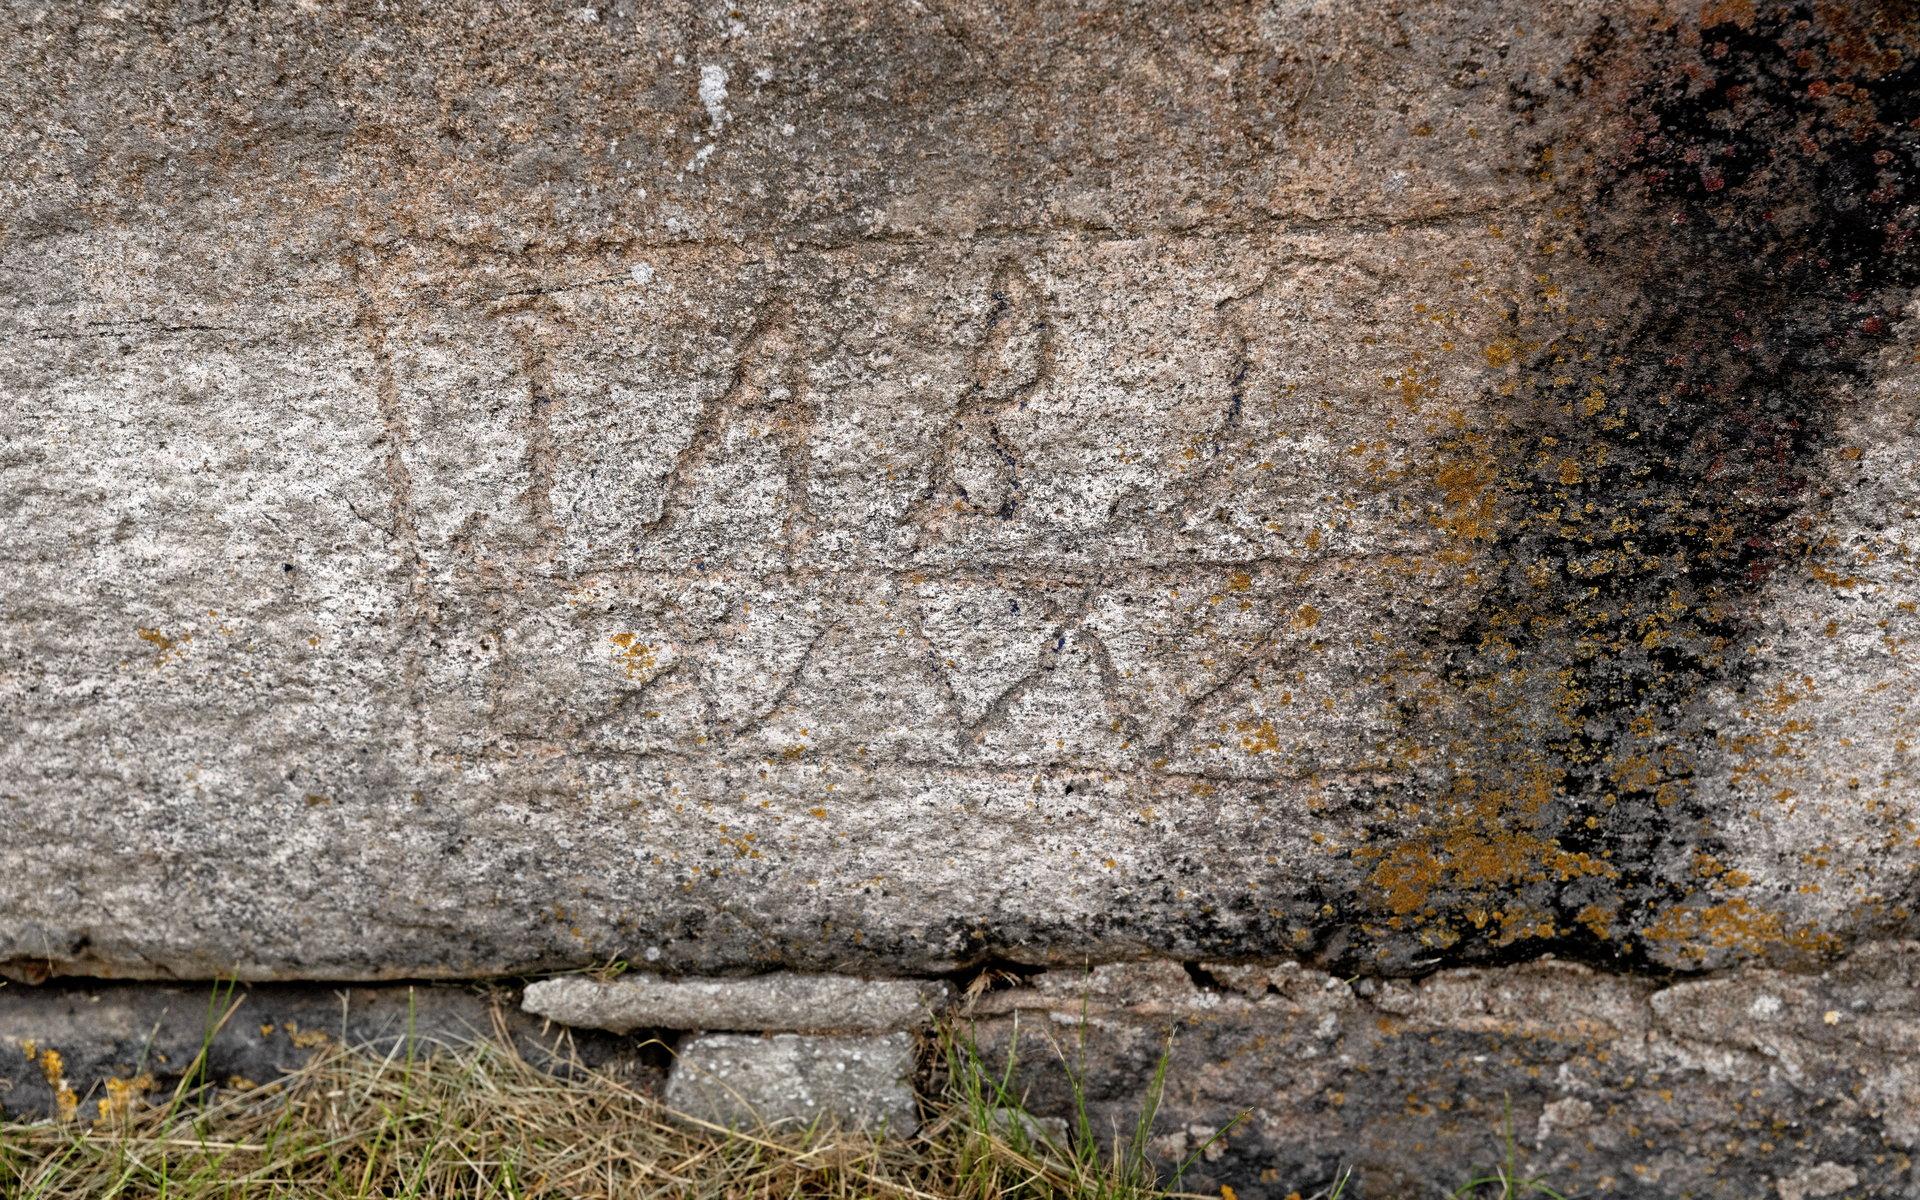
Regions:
[[0, 982, 659, 1123], [5, 947, 1919, 1197], [963, 948, 1920, 1199]]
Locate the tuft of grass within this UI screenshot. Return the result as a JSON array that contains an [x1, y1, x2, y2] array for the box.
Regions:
[[927, 1012, 1246, 1200], [1448, 1101, 1568, 1200], [0, 1010, 1236, 1200]]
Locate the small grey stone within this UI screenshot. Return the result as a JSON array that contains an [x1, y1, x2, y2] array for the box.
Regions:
[[988, 1106, 1071, 1150], [665, 1032, 919, 1135], [1776, 1163, 1860, 1200], [522, 973, 949, 1034]]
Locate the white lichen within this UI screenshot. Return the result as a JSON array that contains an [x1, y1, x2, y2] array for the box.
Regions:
[[699, 63, 729, 131]]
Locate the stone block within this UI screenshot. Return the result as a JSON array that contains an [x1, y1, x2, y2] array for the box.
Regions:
[[664, 1032, 919, 1135], [523, 973, 948, 1034]]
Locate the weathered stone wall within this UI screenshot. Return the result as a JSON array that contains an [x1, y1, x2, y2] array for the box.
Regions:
[[8, 0, 1917, 983], [5, 0, 1920, 1193]]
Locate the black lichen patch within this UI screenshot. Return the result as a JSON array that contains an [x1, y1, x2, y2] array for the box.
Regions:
[[1348, 0, 1920, 972]]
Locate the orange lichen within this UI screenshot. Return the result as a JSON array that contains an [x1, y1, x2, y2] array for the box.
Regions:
[[137, 627, 191, 665], [608, 632, 660, 679], [1235, 720, 1280, 756], [1640, 897, 1841, 964], [1574, 902, 1618, 940], [95, 1073, 154, 1122], [34, 1046, 78, 1121], [1699, 0, 1756, 29], [1366, 821, 1613, 921], [1430, 450, 1501, 543], [1357, 759, 1615, 934]]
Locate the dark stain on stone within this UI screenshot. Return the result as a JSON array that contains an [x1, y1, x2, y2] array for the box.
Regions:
[[1346, 0, 1920, 973]]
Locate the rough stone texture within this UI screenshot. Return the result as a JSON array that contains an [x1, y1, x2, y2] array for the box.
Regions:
[[10, 0, 1918, 983], [0, 982, 660, 1122], [524, 971, 948, 1033], [965, 944, 1920, 1199], [665, 1031, 919, 1133], [5, 0, 1920, 1186]]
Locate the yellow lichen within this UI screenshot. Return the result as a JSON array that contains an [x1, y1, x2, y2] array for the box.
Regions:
[[1234, 720, 1280, 756], [1640, 897, 1840, 964], [36, 1047, 78, 1122], [608, 632, 661, 679], [137, 627, 191, 665], [95, 1073, 154, 1122]]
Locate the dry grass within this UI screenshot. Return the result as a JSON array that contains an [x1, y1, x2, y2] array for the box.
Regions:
[[0, 1006, 1241, 1200], [0, 985, 1570, 1200]]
